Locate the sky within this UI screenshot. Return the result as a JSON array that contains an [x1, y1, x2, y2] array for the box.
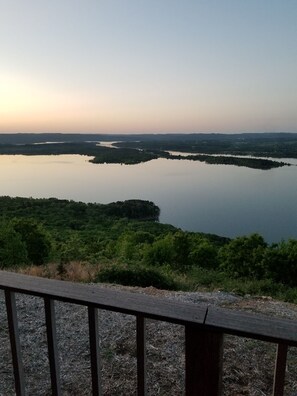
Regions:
[[0, 0, 296, 134]]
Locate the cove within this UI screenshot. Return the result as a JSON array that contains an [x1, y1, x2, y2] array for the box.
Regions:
[[0, 154, 296, 243]]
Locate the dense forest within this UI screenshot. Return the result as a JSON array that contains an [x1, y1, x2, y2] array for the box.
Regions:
[[0, 132, 295, 168], [1, 197, 297, 303]]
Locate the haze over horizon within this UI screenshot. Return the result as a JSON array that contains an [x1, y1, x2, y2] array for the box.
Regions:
[[1, 1, 296, 134]]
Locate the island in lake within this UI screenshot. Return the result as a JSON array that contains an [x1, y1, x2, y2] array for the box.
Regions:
[[0, 132, 296, 169]]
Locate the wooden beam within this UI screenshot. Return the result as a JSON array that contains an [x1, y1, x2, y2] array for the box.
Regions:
[[185, 326, 223, 396], [44, 297, 61, 396], [273, 343, 288, 396], [136, 315, 147, 396], [205, 306, 297, 347], [88, 306, 102, 396]]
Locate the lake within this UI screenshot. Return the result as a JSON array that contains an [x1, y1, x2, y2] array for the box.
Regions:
[[0, 154, 296, 243]]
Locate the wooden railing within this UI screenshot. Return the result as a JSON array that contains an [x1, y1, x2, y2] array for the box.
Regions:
[[1, 270, 297, 395]]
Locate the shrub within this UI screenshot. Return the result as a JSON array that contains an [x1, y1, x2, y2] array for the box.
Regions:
[[189, 267, 226, 289], [96, 265, 178, 290]]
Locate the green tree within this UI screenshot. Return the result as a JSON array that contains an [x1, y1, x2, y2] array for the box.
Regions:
[[143, 234, 174, 266], [264, 240, 297, 286], [11, 218, 52, 265], [116, 231, 155, 261], [143, 231, 194, 271], [219, 233, 267, 279], [189, 238, 218, 269], [59, 233, 87, 264], [171, 231, 191, 271], [0, 223, 28, 268]]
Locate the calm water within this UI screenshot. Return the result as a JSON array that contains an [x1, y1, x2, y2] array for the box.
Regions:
[[0, 154, 296, 243]]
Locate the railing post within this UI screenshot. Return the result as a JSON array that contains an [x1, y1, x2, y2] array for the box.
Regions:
[[44, 297, 61, 396], [185, 326, 223, 396], [136, 315, 147, 396], [5, 290, 25, 396], [88, 306, 102, 396], [273, 343, 288, 396]]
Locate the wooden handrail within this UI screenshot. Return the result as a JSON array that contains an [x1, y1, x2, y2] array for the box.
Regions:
[[0, 270, 296, 395], [205, 306, 297, 346], [0, 270, 208, 326]]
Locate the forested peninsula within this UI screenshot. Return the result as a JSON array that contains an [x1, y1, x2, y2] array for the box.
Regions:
[[1, 196, 297, 303], [0, 132, 296, 169]]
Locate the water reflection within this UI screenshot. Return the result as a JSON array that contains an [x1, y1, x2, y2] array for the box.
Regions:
[[0, 154, 296, 243]]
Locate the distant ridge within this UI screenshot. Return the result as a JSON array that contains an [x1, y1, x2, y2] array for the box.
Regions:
[[0, 132, 297, 145]]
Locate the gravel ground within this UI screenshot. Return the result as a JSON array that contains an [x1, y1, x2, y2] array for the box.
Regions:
[[1, 285, 297, 395]]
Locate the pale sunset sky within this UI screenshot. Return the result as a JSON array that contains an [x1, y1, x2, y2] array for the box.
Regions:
[[0, 1, 296, 134]]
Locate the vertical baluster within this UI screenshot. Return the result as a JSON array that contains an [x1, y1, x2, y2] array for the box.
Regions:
[[5, 290, 25, 396], [44, 297, 61, 396], [88, 306, 101, 396], [273, 343, 288, 396], [185, 326, 223, 396], [136, 315, 146, 396]]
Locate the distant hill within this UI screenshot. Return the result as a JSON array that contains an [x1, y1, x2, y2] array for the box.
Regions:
[[0, 132, 297, 145]]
